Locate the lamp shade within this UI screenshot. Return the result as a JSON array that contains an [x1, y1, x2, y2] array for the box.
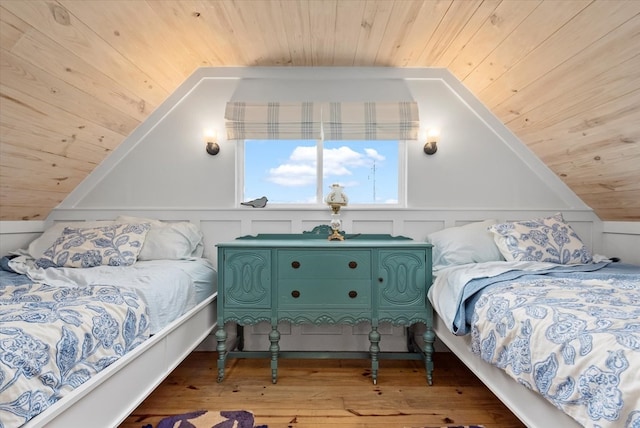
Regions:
[[325, 184, 348, 206]]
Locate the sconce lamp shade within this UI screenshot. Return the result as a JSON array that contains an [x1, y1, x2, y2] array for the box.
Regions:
[[204, 129, 220, 155]]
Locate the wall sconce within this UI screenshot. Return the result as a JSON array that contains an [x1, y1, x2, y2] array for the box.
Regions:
[[204, 129, 220, 155], [424, 129, 439, 155]]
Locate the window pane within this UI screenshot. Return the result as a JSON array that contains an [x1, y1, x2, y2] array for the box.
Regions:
[[244, 140, 317, 203], [323, 140, 398, 204]]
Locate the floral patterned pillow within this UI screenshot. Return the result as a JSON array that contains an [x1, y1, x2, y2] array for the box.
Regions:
[[488, 213, 592, 264], [36, 223, 150, 268]]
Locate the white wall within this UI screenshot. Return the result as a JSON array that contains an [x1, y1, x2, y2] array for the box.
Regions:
[[0, 221, 45, 257], [602, 222, 640, 265]]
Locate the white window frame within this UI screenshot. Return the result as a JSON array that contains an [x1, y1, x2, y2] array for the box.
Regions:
[[236, 140, 408, 209]]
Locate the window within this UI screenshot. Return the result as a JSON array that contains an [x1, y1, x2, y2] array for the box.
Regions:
[[227, 100, 417, 206], [243, 139, 402, 205]]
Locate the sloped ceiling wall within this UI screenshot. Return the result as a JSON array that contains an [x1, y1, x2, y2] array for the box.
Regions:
[[1, 0, 639, 221]]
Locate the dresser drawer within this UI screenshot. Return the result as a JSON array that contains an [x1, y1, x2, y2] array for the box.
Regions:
[[277, 250, 371, 279], [278, 279, 370, 308]]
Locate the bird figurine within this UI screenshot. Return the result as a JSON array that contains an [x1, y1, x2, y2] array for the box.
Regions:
[[241, 196, 268, 208]]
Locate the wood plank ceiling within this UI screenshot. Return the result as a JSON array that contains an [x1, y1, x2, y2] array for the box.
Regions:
[[1, 0, 639, 221]]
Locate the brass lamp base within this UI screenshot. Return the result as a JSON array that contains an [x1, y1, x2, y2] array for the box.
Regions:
[[330, 203, 345, 214], [328, 229, 344, 241]]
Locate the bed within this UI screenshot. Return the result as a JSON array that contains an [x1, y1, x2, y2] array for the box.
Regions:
[[425, 214, 640, 428], [0, 217, 218, 428]]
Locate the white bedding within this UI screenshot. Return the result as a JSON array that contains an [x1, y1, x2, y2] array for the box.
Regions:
[[429, 260, 561, 334], [168, 258, 218, 305], [8, 256, 216, 334]]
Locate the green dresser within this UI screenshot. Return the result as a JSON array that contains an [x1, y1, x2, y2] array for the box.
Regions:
[[216, 233, 434, 385]]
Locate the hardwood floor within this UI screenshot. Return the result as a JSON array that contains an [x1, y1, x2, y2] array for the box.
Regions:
[[120, 352, 526, 428]]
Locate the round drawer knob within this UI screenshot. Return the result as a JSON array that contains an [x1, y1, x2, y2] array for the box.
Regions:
[[378, 277, 384, 283], [348, 261, 357, 269], [348, 290, 357, 298], [291, 261, 300, 269], [291, 290, 301, 298]]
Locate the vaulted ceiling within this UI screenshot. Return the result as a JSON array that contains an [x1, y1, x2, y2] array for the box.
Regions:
[[1, 0, 639, 221]]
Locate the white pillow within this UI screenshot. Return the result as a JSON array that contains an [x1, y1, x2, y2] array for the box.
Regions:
[[27, 220, 115, 259], [115, 216, 204, 260], [427, 219, 504, 270]]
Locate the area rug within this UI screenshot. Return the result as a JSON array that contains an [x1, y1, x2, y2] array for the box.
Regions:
[[142, 410, 267, 428], [141, 410, 483, 428], [406, 426, 485, 428]]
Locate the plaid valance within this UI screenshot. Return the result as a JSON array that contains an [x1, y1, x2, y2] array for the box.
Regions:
[[323, 102, 419, 140], [225, 101, 419, 141], [224, 102, 321, 140]]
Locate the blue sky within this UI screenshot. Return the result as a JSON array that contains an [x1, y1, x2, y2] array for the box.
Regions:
[[244, 140, 398, 204]]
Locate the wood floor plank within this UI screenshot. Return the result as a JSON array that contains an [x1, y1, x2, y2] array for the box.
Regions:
[[120, 352, 526, 428]]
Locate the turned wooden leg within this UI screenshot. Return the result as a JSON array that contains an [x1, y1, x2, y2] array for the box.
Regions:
[[269, 325, 280, 384], [216, 326, 227, 382], [369, 326, 380, 385], [423, 327, 435, 385]]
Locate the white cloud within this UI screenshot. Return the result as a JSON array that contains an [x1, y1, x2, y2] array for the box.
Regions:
[[267, 163, 316, 186], [364, 148, 385, 161], [323, 146, 385, 177], [266, 145, 316, 187], [266, 144, 386, 188], [289, 146, 317, 162]]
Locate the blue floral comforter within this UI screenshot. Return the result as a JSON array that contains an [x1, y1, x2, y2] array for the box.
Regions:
[[0, 272, 150, 428], [466, 264, 640, 428]]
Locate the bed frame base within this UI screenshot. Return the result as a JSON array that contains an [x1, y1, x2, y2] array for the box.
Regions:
[[433, 315, 581, 428], [24, 294, 217, 428]]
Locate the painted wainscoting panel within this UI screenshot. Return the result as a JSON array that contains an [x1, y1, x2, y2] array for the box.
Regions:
[[0, 221, 46, 257], [39, 208, 603, 267], [250, 220, 294, 234], [602, 222, 640, 265], [351, 220, 395, 235], [199, 220, 242, 261]]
